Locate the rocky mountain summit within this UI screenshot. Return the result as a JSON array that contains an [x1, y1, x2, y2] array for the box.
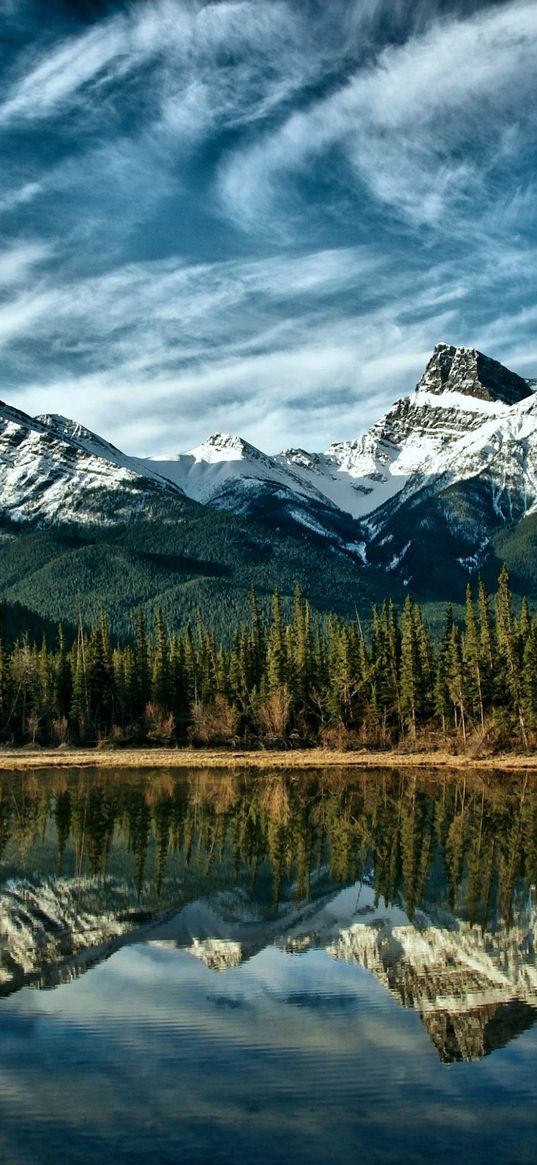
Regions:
[[0, 342, 536, 606], [139, 342, 537, 590], [415, 342, 532, 404], [135, 344, 537, 562]]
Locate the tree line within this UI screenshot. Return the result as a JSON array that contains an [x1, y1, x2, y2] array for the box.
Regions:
[[1, 565, 536, 750]]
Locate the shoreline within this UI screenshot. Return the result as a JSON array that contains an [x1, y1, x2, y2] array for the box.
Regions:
[[0, 746, 535, 771]]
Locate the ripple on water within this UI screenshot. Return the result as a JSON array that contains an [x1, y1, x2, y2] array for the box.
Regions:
[[2, 766, 537, 1163]]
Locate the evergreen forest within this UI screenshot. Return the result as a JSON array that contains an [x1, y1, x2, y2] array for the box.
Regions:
[[0, 564, 536, 753]]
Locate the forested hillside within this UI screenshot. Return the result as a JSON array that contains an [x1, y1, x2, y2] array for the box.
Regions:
[[0, 510, 409, 641]]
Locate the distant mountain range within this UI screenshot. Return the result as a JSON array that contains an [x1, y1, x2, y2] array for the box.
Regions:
[[1, 343, 536, 632]]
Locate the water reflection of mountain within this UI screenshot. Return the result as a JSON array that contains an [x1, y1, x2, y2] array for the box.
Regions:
[[146, 881, 537, 1064], [1, 766, 537, 1061]]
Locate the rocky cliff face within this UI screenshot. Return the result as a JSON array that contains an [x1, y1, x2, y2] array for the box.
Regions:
[[416, 342, 532, 405]]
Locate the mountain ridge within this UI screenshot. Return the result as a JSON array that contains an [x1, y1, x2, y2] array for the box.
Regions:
[[0, 342, 536, 631]]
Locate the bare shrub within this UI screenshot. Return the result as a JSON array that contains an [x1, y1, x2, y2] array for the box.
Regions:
[[319, 722, 361, 751], [189, 696, 240, 745], [144, 702, 175, 744], [255, 687, 291, 742], [26, 711, 41, 745], [51, 716, 69, 746]]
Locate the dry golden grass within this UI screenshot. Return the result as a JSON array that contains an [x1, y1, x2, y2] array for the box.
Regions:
[[0, 746, 535, 772]]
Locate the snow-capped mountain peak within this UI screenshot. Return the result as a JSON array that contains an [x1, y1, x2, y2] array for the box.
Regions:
[[1, 342, 536, 589], [36, 413, 130, 465], [140, 429, 339, 516], [187, 433, 255, 464]]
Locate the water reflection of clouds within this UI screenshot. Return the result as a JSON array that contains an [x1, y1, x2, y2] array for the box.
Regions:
[[3, 758, 537, 1164], [1, 941, 537, 1163]]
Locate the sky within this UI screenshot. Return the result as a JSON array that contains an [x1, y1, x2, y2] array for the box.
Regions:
[[1, 0, 536, 455]]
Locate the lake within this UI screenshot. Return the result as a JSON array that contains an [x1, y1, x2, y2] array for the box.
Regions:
[[1, 764, 536, 1164]]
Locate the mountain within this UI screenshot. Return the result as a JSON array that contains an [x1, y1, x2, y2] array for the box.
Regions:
[[138, 342, 537, 599], [0, 400, 402, 636], [0, 342, 536, 634], [140, 343, 534, 529], [135, 432, 369, 559], [0, 402, 185, 526]]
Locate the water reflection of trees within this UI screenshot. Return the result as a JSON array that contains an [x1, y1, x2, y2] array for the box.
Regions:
[[1, 768, 536, 926]]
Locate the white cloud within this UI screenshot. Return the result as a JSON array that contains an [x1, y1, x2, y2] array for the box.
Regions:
[[8, 288, 460, 456], [5, 228, 536, 456], [0, 20, 132, 123], [0, 240, 50, 284], [0, 0, 339, 137], [0, 181, 42, 215], [2, 0, 536, 461], [0, 245, 380, 351], [0, 290, 60, 346], [219, 0, 537, 231]]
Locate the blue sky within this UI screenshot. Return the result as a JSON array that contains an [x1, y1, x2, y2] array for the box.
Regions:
[[1, 0, 536, 454]]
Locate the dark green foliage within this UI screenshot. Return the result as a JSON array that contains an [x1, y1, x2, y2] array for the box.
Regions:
[[0, 511, 410, 640], [0, 565, 535, 751]]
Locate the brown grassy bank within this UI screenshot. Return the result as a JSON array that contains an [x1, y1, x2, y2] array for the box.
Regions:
[[0, 746, 536, 772]]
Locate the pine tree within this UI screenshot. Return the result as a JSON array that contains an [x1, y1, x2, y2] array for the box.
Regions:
[[53, 625, 72, 722], [152, 607, 170, 709], [400, 597, 420, 739], [477, 578, 494, 709], [446, 623, 466, 745], [267, 592, 288, 693], [249, 587, 265, 691], [435, 605, 454, 735], [495, 565, 527, 744], [522, 625, 537, 731], [463, 584, 484, 731], [133, 607, 151, 718]]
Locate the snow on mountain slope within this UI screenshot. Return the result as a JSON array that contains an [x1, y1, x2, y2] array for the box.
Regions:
[[135, 431, 372, 559], [36, 412, 185, 490], [0, 403, 185, 527], [138, 432, 333, 511], [0, 341, 535, 584], [427, 391, 537, 521], [277, 392, 498, 521], [279, 343, 534, 521], [137, 345, 536, 549]]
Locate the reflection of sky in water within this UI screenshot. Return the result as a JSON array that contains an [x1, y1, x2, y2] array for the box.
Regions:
[[1, 944, 537, 1165]]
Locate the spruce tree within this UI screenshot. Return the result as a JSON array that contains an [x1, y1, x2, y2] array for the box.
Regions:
[[400, 597, 419, 739]]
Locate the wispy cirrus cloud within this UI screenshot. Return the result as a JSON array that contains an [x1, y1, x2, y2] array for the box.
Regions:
[[0, 0, 346, 135], [219, 0, 537, 232], [0, 240, 50, 284], [0, 0, 536, 454], [5, 235, 536, 454]]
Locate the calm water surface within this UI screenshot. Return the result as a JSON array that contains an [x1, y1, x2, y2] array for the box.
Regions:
[[1, 765, 537, 1164]]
